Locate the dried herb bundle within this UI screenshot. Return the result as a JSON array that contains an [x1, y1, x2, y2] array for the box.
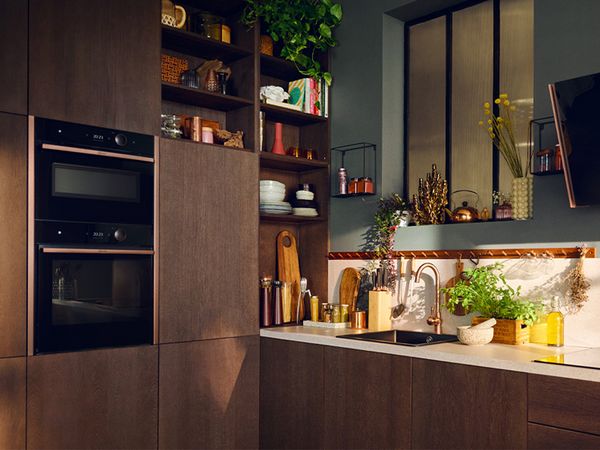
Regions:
[[567, 248, 591, 310], [412, 164, 448, 225]]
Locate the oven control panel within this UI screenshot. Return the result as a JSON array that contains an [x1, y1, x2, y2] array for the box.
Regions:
[[36, 221, 152, 248]]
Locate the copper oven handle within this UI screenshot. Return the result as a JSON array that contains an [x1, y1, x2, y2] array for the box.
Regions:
[[41, 143, 154, 163], [41, 248, 154, 255]]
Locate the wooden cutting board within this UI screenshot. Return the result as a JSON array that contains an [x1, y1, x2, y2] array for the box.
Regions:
[[277, 230, 302, 322], [339, 267, 361, 312], [444, 259, 468, 316]]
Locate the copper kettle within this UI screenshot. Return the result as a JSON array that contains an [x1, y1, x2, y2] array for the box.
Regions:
[[450, 190, 480, 223]]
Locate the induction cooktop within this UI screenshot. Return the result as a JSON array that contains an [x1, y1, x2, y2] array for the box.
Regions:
[[535, 348, 600, 370]]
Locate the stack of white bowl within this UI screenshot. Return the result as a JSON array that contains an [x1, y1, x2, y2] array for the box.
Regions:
[[292, 188, 318, 217], [260, 180, 292, 215]]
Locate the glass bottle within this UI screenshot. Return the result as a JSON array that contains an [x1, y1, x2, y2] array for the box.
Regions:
[[547, 296, 564, 347]]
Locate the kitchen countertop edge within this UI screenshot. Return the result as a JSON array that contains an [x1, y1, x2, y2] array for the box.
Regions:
[[260, 326, 600, 383]]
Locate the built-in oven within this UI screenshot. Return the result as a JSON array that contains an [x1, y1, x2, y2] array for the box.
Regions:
[[29, 117, 157, 354]]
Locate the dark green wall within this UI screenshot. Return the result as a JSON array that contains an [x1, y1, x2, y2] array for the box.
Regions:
[[330, 0, 600, 251]]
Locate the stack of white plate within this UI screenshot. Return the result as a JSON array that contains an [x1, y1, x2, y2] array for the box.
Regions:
[[292, 207, 318, 217], [260, 180, 291, 215]]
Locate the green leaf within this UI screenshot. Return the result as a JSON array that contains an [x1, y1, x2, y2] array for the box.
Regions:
[[319, 23, 331, 38], [322, 72, 332, 86], [330, 3, 342, 21]]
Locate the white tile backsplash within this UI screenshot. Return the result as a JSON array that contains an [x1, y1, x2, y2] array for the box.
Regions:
[[328, 256, 600, 347]]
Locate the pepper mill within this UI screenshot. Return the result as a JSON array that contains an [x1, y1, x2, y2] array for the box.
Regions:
[[260, 276, 273, 327], [273, 280, 283, 325]]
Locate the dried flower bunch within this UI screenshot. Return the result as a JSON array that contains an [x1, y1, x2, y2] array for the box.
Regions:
[[412, 164, 448, 225], [480, 94, 525, 178], [567, 247, 591, 311]]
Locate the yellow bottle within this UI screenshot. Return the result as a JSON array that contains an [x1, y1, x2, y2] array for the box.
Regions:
[[547, 296, 564, 347]]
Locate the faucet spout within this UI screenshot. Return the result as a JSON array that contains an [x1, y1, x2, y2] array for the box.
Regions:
[[414, 262, 442, 334]]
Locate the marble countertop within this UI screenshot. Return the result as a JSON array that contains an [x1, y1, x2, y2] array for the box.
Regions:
[[260, 326, 600, 383]]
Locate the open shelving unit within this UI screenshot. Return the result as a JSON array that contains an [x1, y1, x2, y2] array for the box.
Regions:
[[160, 3, 331, 321]]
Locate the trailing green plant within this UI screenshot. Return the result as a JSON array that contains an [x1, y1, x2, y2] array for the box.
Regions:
[[442, 263, 538, 325], [242, 0, 342, 85]]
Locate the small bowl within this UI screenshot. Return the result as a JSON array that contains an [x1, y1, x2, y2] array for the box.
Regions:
[[260, 186, 285, 194], [260, 192, 286, 203], [260, 180, 285, 189], [456, 326, 494, 345], [296, 190, 314, 201]]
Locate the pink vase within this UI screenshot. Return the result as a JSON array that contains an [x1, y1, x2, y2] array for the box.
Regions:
[[271, 122, 285, 155]]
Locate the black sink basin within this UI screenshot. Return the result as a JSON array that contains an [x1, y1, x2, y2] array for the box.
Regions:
[[337, 330, 458, 347]]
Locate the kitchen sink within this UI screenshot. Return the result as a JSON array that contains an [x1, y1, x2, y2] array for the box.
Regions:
[[337, 330, 458, 347]]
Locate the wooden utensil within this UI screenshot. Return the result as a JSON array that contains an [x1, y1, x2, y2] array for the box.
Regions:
[[445, 257, 469, 316], [339, 267, 361, 312], [277, 230, 302, 322]]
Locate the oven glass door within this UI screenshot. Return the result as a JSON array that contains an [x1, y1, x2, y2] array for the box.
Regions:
[[36, 147, 154, 224], [35, 248, 153, 353]]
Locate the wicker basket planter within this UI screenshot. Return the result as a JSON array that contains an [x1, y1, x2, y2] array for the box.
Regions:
[[471, 317, 529, 345]]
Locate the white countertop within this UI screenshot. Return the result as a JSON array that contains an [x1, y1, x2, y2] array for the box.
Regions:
[[260, 326, 600, 383]]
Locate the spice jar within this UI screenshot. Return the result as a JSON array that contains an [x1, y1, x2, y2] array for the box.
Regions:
[[288, 146, 301, 158], [310, 295, 319, 321], [348, 178, 359, 194], [332, 305, 342, 323], [320, 303, 332, 323], [340, 304, 349, 322], [361, 177, 374, 193], [201, 126, 214, 144], [537, 148, 551, 173]]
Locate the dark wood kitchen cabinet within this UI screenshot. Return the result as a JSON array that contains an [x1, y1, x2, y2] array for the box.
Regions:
[[159, 336, 259, 449], [0, 357, 26, 450], [412, 359, 527, 450], [29, 0, 160, 134], [260, 338, 324, 449], [159, 138, 258, 343], [528, 423, 600, 449], [27, 345, 158, 449], [0, 113, 27, 358], [0, 0, 27, 115], [322, 347, 412, 450]]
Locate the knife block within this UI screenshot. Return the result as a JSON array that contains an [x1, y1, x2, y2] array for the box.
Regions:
[[368, 290, 392, 331]]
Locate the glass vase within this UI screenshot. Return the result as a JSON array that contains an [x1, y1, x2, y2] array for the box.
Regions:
[[511, 176, 533, 220]]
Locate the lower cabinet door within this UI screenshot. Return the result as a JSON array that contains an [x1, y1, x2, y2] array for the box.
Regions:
[[0, 357, 25, 449], [27, 346, 158, 449], [260, 338, 324, 449], [528, 423, 600, 449], [412, 359, 527, 450], [159, 336, 259, 449], [322, 347, 412, 450]]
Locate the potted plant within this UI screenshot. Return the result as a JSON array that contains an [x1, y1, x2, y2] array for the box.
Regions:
[[241, 0, 343, 85], [442, 263, 538, 345]]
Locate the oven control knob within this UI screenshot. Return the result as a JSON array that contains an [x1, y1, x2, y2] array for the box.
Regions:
[[115, 134, 128, 146], [114, 228, 127, 242]]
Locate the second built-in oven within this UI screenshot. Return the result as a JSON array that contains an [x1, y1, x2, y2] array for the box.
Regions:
[[29, 117, 157, 355]]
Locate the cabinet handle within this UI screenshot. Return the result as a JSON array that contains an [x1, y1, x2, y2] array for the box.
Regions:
[[41, 248, 154, 255], [41, 143, 154, 163]]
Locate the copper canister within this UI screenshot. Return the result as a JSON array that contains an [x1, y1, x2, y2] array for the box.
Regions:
[[349, 178, 359, 194], [350, 310, 367, 329]]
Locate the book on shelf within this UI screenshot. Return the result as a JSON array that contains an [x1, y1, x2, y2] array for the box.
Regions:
[[288, 77, 328, 117]]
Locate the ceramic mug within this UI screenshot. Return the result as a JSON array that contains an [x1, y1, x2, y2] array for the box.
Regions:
[[161, 0, 186, 29]]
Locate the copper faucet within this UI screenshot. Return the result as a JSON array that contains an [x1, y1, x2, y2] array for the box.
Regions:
[[414, 262, 442, 334]]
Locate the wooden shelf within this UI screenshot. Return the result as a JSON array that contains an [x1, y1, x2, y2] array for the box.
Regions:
[[333, 193, 376, 198], [261, 104, 327, 126], [260, 54, 301, 80], [260, 152, 328, 172], [162, 82, 253, 111], [160, 136, 252, 153], [179, 0, 245, 16], [162, 26, 252, 63], [260, 213, 326, 224]]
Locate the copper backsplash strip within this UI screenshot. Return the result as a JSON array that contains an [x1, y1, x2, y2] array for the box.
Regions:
[[329, 247, 595, 260], [27, 116, 35, 356], [153, 136, 159, 345], [41, 248, 154, 255]]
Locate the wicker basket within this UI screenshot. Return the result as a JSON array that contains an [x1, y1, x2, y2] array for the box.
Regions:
[[471, 317, 529, 345], [161, 54, 188, 84]]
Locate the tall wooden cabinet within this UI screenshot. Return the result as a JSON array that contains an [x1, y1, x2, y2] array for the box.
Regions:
[[159, 336, 259, 449], [27, 346, 158, 449], [0, 357, 26, 450], [28, 0, 161, 134], [0, 113, 27, 358], [159, 137, 259, 343], [0, 0, 27, 115]]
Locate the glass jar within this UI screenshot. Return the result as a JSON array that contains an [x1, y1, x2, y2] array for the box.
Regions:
[[349, 178, 359, 194], [337, 168, 348, 195], [160, 114, 182, 139], [340, 304, 349, 322], [200, 12, 222, 40], [361, 177, 374, 193], [332, 305, 342, 323]]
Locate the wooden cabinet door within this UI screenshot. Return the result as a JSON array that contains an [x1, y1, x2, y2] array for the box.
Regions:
[[0, 357, 26, 450], [159, 140, 258, 343], [27, 346, 158, 449], [528, 423, 600, 449], [0, 113, 26, 357], [323, 347, 412, 450], [159, 336, 259, 449], [0, 0, 27, 115], [412, 359, 527, 450], [29, 0, 160, 134], [529, 374, 600, 436], [260, 338, 324, 449]]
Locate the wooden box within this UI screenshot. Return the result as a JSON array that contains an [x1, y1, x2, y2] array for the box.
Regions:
[[161, 54, 188, 84], [471, 317, 529, 345]]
